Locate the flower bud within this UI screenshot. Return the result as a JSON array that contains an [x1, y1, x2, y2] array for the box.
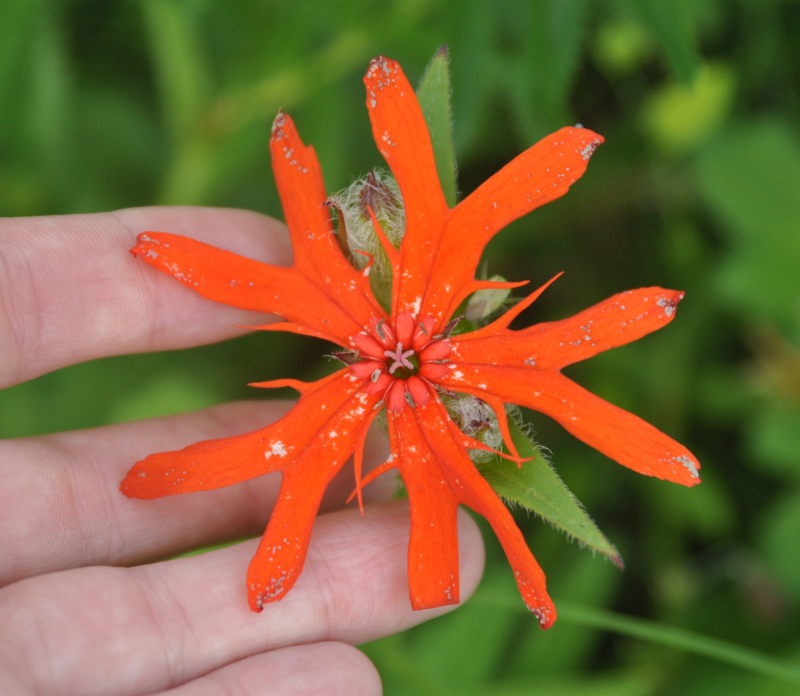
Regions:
[[327, 169, 405, 310], [465, 275, 511, 322]]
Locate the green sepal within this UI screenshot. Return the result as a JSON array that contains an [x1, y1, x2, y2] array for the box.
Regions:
[[416, 45, 458, 207], [480, 416, 624, 568]]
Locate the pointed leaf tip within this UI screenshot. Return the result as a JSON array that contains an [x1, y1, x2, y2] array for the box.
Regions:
[[481, 418, 623, 567]]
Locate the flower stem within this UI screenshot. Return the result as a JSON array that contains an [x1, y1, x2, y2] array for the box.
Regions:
[[557, 600, 800, 685]]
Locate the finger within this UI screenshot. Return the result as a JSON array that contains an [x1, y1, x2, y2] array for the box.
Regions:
[[0, 502, 485, 696], [155, 642, 380, 696], [0, 399, 392, 587], [0, 206, 291, 388]]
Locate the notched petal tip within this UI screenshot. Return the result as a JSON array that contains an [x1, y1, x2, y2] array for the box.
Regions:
[[271, 109, 290, 137], [576, 135, 604, 161], [656, 290, 685, 319], [664, 452, 702, 486], [366, 55, 399, 81], [559, 125, 605, 161], [130, 232, 164, 259], [248, 567, 298, 613], [530, 603, 557, 630], [119, 462, 158, 500]]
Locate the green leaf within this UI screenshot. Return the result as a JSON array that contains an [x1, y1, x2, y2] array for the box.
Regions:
[[695, 120, 800, 332], [750, 403, 800, 481], [760, 489, 800, 602], [481, 418, 623, 567], [639, 62, 735, 154], [141, 0, 212, 204], [0, 0, 42, 116], [141, 0, 208, 146], [416, 45, 458, 207], [627, 0, 699, 84], [514, 0, 590, 135]]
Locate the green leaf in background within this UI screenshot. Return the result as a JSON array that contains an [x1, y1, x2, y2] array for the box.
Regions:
[[640, 62, 735, 154], [416, 44, 458, 207], [760, 488, 800, 602], [593, 18, 654, 77], [695, 120, 800, 333], [750, 404, 800, 481], [107, 372, 219, 424], [141, 0, 208, 146], [480, 417, 623, 568], [141, 0, 212, 204], [0, 0, 41, 114], [626, 0, 699, 84], [514, 0, 590, 136]]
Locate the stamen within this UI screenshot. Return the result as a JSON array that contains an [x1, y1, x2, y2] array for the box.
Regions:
[[404, 391, 416, 408], [441, 315, 462, 338], [329, 350, 360, 365], [375, 318, 386, 340], [371, 368, 383, 382]]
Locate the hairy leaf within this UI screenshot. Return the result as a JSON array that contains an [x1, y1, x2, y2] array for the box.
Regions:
[[481, 417, 623, 567]]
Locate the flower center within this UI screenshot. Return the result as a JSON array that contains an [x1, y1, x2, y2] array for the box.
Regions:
[[349, 312, 453, 412], [385, 343, 418, 377]]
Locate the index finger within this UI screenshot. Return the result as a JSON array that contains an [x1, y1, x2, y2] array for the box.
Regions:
[[0, 206, 291, 389]]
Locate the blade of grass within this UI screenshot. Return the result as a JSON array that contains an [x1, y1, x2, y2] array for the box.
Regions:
[[558, 601, 800, 686], [473, 595, 800, 685]]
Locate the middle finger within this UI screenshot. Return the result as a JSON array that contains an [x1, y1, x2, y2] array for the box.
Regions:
[[0, 399, 391, 587]]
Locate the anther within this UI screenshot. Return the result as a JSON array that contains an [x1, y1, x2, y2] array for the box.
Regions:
[[371, 369, 382, 382], [404, 392, 416, 408], [442, 316, 462, 338]]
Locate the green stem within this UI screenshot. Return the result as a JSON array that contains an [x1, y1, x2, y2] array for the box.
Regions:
[[557, 600, 800, 685]]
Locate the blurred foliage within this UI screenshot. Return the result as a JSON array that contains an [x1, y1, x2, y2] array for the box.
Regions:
[[2, 0, 800, 693]]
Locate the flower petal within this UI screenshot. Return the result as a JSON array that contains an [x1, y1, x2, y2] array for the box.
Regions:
[[271, 113, 383, 333], [121, 370, 378, 498], [364, 57, 449, 318], [424, 126, 603, 327], [132, 233, 366, 346], [440, 365, 701, 486], [453, 288, 686, 370], [364, 58, 602, 330], [393, 401, 556, 625], [451, 126, 603, 242], [131, 112, 386, 349], [247, 393, 380, 610], [389, 410, 461, 609]]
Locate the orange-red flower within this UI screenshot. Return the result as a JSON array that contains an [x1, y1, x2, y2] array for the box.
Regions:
[[122, 56, 700, 628]]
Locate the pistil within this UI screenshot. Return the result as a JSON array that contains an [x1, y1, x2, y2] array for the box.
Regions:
[[385, 343, 415, 374]]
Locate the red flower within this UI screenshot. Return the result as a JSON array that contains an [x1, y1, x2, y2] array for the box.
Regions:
[[122, 56, 700, 628]]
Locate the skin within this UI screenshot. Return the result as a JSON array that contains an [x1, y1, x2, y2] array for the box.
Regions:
[[0, 207, 486, 696]]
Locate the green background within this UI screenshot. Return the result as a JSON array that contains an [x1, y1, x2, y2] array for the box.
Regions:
[[2, 0, 800, 693]]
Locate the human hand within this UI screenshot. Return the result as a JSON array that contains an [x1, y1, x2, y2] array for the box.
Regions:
[[0, 207, 485, 695]]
